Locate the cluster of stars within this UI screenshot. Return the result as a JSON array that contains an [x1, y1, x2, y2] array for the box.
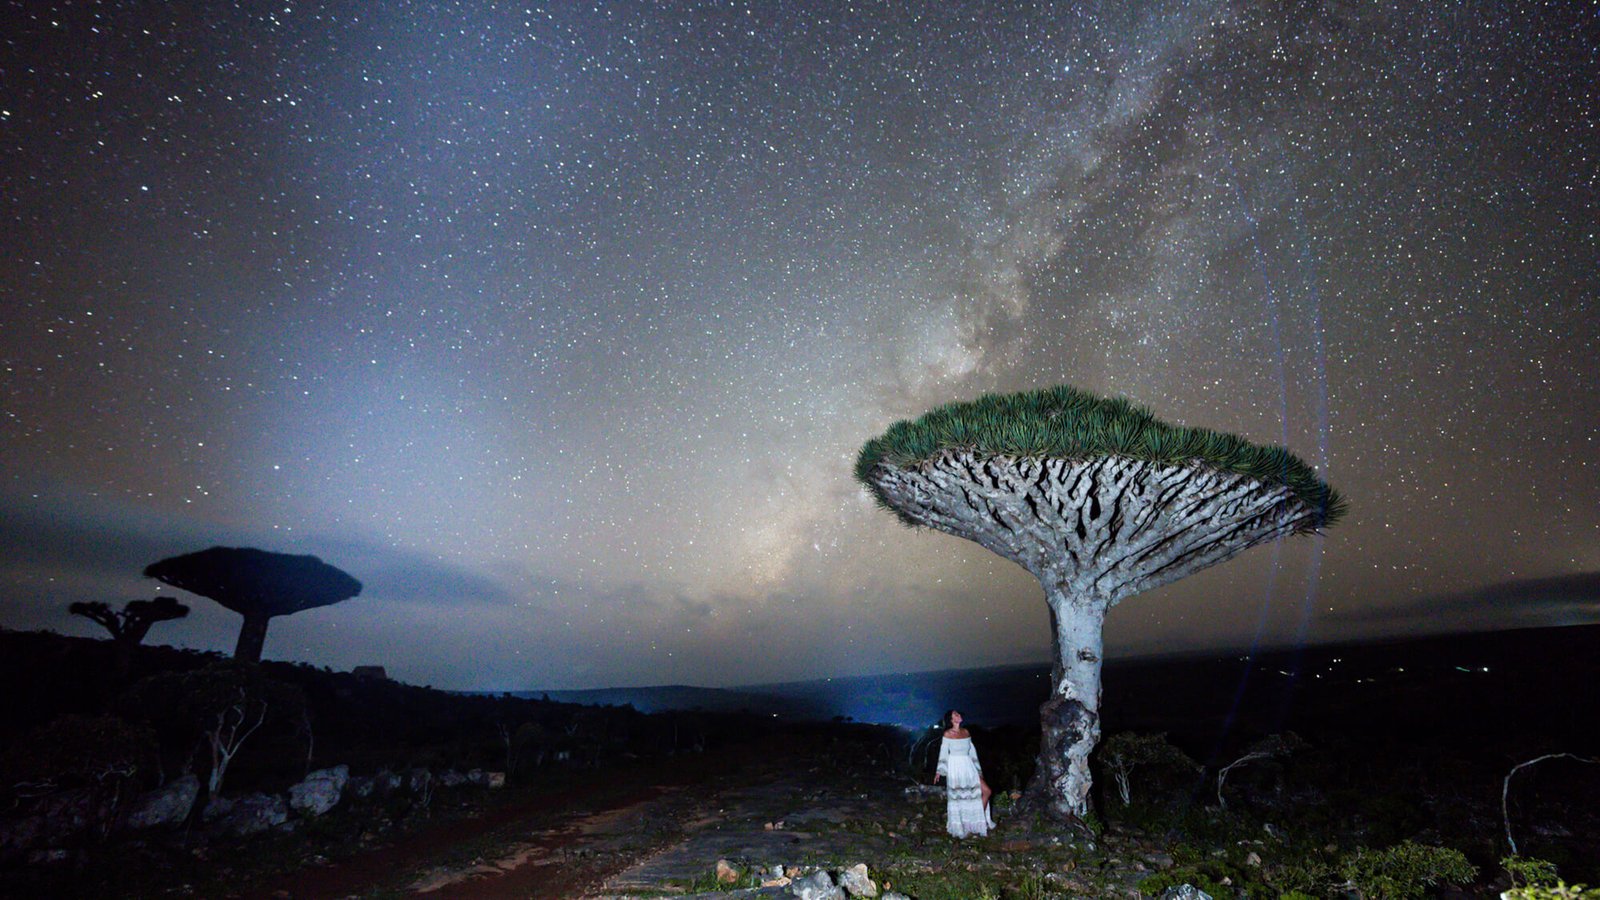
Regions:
[[0, 0, 1595, 689]]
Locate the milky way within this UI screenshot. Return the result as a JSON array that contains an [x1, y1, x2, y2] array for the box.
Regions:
[[2, 1, 1596, 689]]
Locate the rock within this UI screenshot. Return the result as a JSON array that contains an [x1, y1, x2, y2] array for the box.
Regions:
[[462, 769, 507, 788], [790, 870, 845, 900], [1245, 851, 1262, 867], [347, 775, 374, 798], [202, 795, 234, 821], [122, 774, 200, 830], [210, 793, 290, 838], [374, 770, 403, 796], [407, 768, 433, 794], [839, 863, 878, 897], [1146, 851, 1175, 869], [715, 858, 741, 884], [882, 894, 912, 900], [288, 765, 349, 818], [1159, 886, 1213, 900], [438, 770, 467, 788]]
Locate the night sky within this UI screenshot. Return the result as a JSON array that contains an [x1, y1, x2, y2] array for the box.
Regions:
[[2, 1, 1596, 691]]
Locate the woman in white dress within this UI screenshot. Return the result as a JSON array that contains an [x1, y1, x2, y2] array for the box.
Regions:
[[932, 709, 994, 838]]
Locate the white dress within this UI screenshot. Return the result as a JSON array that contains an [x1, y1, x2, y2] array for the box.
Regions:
[[936, 735, 993, 838]]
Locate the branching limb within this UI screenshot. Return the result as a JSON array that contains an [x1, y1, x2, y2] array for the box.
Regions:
[[1502, 753, 1600, 856]]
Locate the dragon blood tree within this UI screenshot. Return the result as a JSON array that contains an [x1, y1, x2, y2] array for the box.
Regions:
[[144, 547, 362, 664], [855, 385, 1344, 821]]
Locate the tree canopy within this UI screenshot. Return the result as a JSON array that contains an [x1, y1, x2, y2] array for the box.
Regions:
[[143, 547, 361, 662], [855, 384, 1344, 530]]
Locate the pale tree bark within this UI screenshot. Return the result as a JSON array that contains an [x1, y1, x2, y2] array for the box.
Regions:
[[868, 450, 1324, 820], [206, 691, 270, 795]]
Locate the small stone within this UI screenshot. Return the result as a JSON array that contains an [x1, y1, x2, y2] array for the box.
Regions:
[[715, 858, 740, 884], [763, 877, 794, 888], [1158, 886, 1213, 900], [790, 869, 845, 900], [839, 863, 877, 897], [1245, 851, 1261, 867]]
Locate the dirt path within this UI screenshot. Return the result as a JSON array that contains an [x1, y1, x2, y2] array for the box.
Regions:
[[248, 736, 835, 899]]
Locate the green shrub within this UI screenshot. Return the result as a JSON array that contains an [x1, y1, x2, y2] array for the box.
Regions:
[[1502, 883, 1600, 900], [1340, 841, 1477, 899], [1271, 855, 1338, 896], [1504, 856, 1561, 889], [1139, 862, 1275, 900]]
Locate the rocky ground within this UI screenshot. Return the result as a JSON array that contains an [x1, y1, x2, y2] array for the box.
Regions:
[[7, 727, 1530, 898], [360, 732, 1180, 900]]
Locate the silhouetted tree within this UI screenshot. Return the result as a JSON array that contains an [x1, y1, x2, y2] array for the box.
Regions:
[[143, 547, 362, 663], [69, 596, 189, 678], [122, 661, 306, 796], [1098, 732, 1200, 806], [856, 385, 1343, 822], [69, 597, 189, 649]]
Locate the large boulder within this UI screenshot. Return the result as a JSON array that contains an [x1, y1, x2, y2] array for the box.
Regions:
[[122, 774, 200, 830], [288, 765, 349, 818], [207, 793, 290, 838]]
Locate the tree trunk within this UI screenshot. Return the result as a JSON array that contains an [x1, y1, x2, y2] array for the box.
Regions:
[[233, 613, 271, 662], [1029, 589, 1107, 821]]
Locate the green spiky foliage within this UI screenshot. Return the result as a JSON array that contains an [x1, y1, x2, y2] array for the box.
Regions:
[[855, 384, 1345, 529]]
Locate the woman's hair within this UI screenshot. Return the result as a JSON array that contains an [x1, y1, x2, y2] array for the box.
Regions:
[[942, 709, 961, 730]]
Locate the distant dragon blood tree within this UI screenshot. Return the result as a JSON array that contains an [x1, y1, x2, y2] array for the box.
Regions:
[[855, 385, 1344, 821], [144, 547, 362, 663]]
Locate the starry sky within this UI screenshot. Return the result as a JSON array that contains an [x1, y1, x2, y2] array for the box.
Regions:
[[2, 0, 1596, 691]]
